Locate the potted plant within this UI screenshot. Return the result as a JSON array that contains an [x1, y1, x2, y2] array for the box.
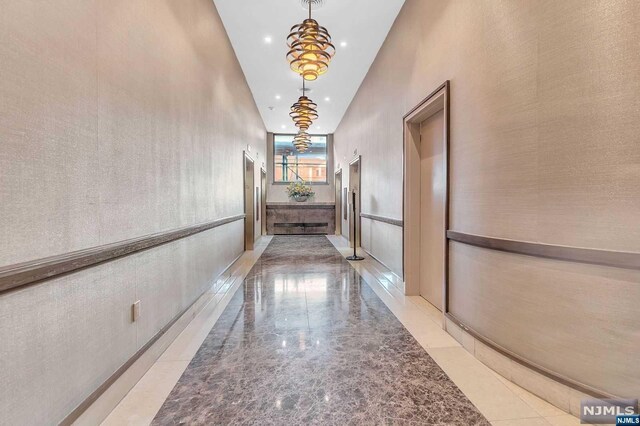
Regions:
[[286, 181, 315, 202]]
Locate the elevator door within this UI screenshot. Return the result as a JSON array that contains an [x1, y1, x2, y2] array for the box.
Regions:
[[244, 153, 255, 250], [335, 170, 342, 235], [419, 110, 445, 310], [261, 169, 267, 235]]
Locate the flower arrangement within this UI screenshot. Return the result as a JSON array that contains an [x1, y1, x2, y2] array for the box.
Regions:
[[286, 181, 315, 202]]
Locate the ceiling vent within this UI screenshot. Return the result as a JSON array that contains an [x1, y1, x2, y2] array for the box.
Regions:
[[300, 0, 325, 11]]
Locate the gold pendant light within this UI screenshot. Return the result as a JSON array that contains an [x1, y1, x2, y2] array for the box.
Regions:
[[286, 0, 335, 81], [290, 80, 318, 132], [293, 131, 311, 153]]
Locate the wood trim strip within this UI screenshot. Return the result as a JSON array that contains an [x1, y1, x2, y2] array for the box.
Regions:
[[0, 214, 246, 294], [273, 222, 329, 227], [360, 213, 403, 227], [444, 312, 617, 400], [266, 204, 335, 210], [447, 230, 640, 270]]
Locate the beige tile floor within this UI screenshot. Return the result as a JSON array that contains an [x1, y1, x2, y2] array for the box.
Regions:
[[99, 235, 582, 426], [326, 236, 582, 426]]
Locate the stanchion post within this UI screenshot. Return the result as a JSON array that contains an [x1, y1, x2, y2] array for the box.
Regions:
[[347, 189, 364, 261]]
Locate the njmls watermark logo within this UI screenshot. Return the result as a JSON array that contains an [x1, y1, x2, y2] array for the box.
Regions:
[[580, 398, 638, 424], [616, 415, 640, 425]]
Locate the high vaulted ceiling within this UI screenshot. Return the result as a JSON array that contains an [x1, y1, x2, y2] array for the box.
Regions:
[[213, 0, 405, 134]]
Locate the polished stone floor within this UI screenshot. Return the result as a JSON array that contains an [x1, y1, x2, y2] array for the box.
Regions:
[[152, 236, 489, 425]]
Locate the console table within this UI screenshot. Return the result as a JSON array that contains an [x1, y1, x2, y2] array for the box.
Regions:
[[266, 202, 335, 235]]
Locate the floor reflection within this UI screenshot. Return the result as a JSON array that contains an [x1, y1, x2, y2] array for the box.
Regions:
[[152, 236, 489, 425]]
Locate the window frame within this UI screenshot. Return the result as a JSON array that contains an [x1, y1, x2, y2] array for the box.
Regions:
[[272, 133, 329, 185]]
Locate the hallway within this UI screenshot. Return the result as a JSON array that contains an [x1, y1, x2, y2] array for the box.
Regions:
[[150, 236, 487, 425], [2, 1, 638, 424]]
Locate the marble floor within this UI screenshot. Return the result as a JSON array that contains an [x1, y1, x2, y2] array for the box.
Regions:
[[152, 236, 487, 425], [103, 235, 582, 426]]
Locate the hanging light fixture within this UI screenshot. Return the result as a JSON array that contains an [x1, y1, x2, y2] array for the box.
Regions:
[[294, 144, 309, 153], [286, 0, 336, 81], [294, 131, 311, 144], [293, 131, 311, 152], [290, 80, 318, 131]]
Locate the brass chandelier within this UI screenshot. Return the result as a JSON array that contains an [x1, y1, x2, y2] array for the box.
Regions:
[[293, 131, 311, 152], [286, 0, 336, 81], [285, 0, 333, 153], [289, 80, 318, 132]]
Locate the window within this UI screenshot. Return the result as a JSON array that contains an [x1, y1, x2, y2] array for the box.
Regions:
[[273, 134, 328, 183]]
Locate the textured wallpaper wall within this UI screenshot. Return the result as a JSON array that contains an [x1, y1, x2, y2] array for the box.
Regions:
[[334, 0, 640, 399], [0, 0, 265, 423]]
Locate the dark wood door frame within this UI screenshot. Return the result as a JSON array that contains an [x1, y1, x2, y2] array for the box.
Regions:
[[334, 169, 342, 236], [260, 168, 267, 236], [243, 151, 255, 250]]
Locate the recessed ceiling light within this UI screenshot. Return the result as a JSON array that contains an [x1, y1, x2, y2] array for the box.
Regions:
[[281, 125, 286, 129], [275, 94, 281, 100], [340, 41, 347, 47], [264, 36, 272, 44], [324, 97, 330, 102]]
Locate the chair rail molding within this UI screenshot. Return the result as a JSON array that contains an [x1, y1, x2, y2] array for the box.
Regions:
[[447, 230, 640, 270], [0, 214, 246, 293], [360, 212, 403, 227]]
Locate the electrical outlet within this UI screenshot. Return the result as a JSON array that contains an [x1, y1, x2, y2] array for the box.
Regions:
[[132, 300, 141, 322]]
